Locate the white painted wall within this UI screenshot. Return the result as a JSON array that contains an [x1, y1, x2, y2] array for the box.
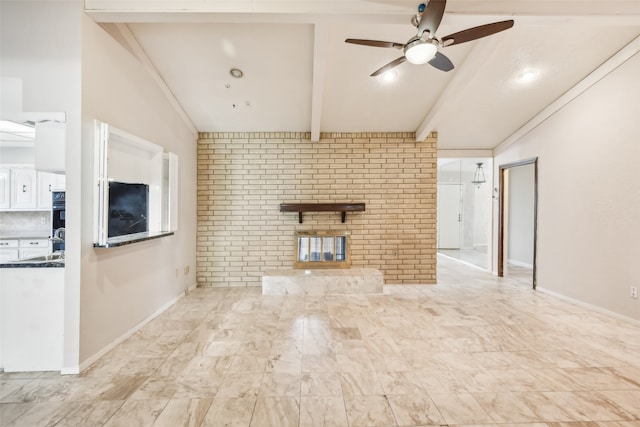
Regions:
[[494, 50, 640, 322], [80, 14, 197, 365], [0, 148, 35, 164], [507, 164, 535, 267], [1, 1, 197, 372], [1, 0, 82, 373]]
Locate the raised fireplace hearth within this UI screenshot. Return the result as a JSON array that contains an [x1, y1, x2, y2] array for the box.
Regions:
[[262, 268, 383, 295]]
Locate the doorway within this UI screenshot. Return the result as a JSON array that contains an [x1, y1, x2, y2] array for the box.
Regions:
[[498, 158, 538, 288], [437, 158, 492, 270]]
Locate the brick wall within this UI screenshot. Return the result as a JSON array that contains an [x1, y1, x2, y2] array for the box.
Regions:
[[197, 132, 437, 287]]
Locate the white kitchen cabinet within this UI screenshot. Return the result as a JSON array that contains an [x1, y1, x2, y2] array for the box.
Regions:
[[37, 172, 65, 209], [18, 239, 50, 259], [0, 165, 64, 211], [0, 249, 19, 262], [0, 239, 50, 260], [34, 121, 66, 173], [0, 267, 64, 372], [0, 239, 20, 262], [0, 169, 10, 209], [19, 248, 49, 258], [10, 168, 37, 209]]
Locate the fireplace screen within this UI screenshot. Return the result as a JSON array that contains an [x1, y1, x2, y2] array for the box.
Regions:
[[294, 230, 350, 268]]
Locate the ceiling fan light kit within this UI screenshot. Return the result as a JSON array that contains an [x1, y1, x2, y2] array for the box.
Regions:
[[345, 0, 514, 76], [404, 38, 438, 64]]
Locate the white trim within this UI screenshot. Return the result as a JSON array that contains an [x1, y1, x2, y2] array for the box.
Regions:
[[494, 34, 640, 155], [94, 121, 109, 246], [112, 23, 198, 136], [61, 365, 80, 375], [438, 149, 493, 158], [109, 125, 164, 154], [438, 252, 489, 273], [76, 290, 188, 374], [507, 258, 533, 269], [310, 24, 329, 142], [84, 0, 640, 25], [537, 286, 640, 327]]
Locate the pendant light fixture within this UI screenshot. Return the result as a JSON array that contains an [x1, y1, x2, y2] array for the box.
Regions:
[[471, 162, 486, 188]]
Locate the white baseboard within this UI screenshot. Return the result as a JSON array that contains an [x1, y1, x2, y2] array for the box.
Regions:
[[536, 286, 640, 327], [507, 258, 533, 269], [61, 365, 80, 375], [76, 289, 189, 374]]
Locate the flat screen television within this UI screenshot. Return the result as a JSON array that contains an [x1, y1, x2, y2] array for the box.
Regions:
[[108, 182, 149, 238]]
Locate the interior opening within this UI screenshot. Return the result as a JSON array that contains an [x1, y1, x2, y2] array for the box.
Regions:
[[437, 157, 492, 270]]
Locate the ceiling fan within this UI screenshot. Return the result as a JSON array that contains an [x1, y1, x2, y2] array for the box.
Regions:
[[345, 0, 514, 76]]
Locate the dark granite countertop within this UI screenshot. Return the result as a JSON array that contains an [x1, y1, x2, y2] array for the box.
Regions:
[[94, 231, 174, 248], [0, 252, 65, 268], [0, 261, 64, 268]]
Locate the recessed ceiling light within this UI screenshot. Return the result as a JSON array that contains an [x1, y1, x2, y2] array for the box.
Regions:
[[230, 68, 244, 78], [517, 69, 539, 83], [381, 70, 398, 82]]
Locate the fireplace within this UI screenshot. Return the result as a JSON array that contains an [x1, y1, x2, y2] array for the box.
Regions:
[[294, 230, 350, 269]]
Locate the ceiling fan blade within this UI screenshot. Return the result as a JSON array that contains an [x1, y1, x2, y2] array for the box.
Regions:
[[417, 0, 446, 37], [371, 56, 407, 77], [345, 39, 404, 49], [441, 20, 514, 47], [428, 51, 454, 72]]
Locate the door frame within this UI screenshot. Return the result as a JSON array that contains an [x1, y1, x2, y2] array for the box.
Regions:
[[498, 157, 538, 289]]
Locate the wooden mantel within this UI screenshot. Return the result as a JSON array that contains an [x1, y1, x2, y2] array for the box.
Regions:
[[279, 203, 365, 224]]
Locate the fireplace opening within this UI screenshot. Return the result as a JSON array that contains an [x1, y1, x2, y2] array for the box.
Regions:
[[294, 230, 350, 269]]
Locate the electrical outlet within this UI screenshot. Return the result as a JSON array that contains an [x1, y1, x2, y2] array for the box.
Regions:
[[184, 265, 190, 276], [40, 216, 46, 225], [175, 268, 179, 278], [631, 286, 638, 299]]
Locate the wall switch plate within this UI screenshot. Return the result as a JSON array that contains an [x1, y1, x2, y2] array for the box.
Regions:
[[631, 286, 638, 299], [184, 265, 190, 276]]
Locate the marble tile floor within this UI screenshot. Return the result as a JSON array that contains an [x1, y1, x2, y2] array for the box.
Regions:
[[504, 263, 534, 287], [438, 248, 489, 271], [2, 255, 640, 426]]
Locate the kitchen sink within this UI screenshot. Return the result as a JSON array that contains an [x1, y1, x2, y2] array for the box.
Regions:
[[13, 252, 65, 263]]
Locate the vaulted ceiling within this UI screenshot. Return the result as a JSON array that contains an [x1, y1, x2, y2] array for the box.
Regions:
[[87, 0, 640, 150]]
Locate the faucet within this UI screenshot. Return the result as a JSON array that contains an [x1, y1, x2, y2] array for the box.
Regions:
[[51, 227, 65, 243], [51, 228, 65, 257]]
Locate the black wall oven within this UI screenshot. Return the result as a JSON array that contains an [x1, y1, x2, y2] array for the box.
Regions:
[[52, 191, 65, 251]]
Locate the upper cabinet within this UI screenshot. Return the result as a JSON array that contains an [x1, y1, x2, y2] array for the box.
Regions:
[[34, 121, 66, 173], [37, 172, 66, 209], [0, 165, 65, 211], [0, 169, 10, 209], [10, 168, 37, 209]]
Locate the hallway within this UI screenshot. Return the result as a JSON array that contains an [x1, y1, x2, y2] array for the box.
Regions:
[[2, 255, 639, 426]]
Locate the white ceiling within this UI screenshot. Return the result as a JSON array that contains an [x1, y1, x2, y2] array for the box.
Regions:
[[87, 0, 640, 150]]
